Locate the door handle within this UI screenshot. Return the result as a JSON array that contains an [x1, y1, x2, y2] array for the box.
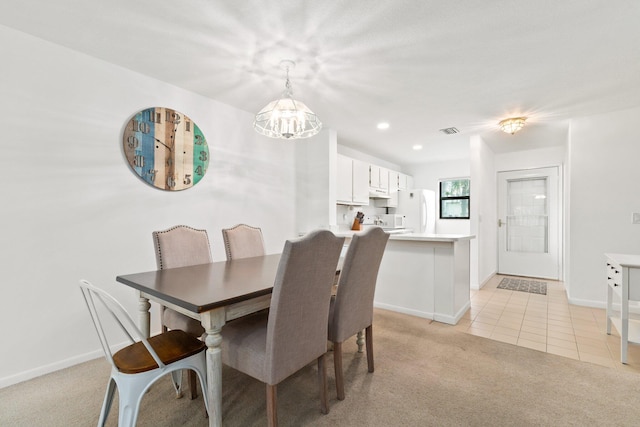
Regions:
[[498, 219, 503, 227]]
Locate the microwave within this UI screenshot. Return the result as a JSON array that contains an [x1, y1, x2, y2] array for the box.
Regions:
[[380, 214, 405, 229]]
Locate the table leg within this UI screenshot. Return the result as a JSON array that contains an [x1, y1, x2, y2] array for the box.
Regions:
[[138, 293, 151, 338], [606, 283, 612, 335], [621, 271, 629, 364], [201, 309, 226, 427], [356, 330, 365, 353]]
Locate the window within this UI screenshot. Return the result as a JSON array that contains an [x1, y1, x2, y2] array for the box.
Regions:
[[439, 178, 470, 219]]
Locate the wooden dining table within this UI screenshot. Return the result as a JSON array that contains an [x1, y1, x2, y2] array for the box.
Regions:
[[116, 253, 282, 427]]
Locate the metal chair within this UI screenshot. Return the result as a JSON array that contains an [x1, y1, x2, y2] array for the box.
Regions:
[[78, 280, 209, 427]]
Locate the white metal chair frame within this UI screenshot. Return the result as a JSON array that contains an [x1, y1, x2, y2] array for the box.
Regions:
[[79, 280, 209, 427]]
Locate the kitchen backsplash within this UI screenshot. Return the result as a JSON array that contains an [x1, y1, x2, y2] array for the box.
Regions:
[[336, 204, 396, 231]]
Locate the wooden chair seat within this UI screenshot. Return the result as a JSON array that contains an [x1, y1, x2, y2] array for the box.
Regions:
[[113, 330, 206, 374]]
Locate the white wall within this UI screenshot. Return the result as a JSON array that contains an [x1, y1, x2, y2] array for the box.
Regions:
[[338, 145, 401, 172], [470, 136, 497, 289], [405, 158, 471, 234], [494, 146, 566, 172], [296, 129, 337, 233], [0, 25, 299, 387], [568, 106, 640, 306]]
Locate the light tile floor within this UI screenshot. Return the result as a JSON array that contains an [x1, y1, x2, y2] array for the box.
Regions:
[[455, 274, 640, 374]]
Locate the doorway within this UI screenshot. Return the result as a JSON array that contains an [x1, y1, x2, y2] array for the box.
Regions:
[[497, 166, 561, 280]]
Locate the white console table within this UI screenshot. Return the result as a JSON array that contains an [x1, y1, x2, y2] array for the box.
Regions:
[[605, 253, 640, 364]]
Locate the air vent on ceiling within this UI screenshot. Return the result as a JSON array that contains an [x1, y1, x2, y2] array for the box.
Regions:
[[439, 127, 460, 135]]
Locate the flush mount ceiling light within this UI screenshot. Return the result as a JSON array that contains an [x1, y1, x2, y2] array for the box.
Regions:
[[253, 60, 322, 139], [498, 117, 527, 135], [412, 144, 423, 150], [377, 122, 390, 130]]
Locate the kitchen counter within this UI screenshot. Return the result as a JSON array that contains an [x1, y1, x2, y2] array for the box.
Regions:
[[335, 230, 474, 242], [337, 229, 474, 325]]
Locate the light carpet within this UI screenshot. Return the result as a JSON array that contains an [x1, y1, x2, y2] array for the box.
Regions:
[[2, 309, 639, 426]]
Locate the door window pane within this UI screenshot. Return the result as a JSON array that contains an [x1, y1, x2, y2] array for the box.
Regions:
[[506, 178, 548, 253]]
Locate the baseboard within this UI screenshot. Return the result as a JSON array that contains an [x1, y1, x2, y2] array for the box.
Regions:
[[472, 271, 497, 291], [0, 349, 103, 389], [373, 301, 434, 320], [433, 301, 471, 325], [567, 296, 606, 309], [0, 337, 144, 389]]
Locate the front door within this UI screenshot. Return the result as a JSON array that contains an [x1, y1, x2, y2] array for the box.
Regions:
[[497, 166, 560, 280]]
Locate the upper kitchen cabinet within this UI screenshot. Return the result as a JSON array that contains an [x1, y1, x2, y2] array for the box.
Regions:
[[369, 164, 390, 198], [398, 172, 409, 190], [336, 154, 369, 205], [375, 170, 399, 208]]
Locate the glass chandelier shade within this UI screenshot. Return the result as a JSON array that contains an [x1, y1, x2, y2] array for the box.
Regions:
[[498, 117, 527, 135], [253, 61, 322, 139]]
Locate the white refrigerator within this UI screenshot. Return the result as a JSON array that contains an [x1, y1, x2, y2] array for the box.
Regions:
[[398, 189, 436, 234]]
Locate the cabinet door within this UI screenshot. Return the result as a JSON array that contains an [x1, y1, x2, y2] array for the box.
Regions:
[[336, 154, 353, 204], [398, 173, 408, 190], [387, 170, 399, 207], [380, 167, 389, 191], [353, 159, 370, 205], [369, 164, 380, 188]]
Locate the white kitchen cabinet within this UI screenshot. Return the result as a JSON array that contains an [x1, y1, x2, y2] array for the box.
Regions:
[[369, 164, 389, 200], [380, 167, 389, 190], [352, 159, 370, 204], [336, 154, 369, 205], [375, 170, 399, 208], [398, 172, 414, 190], [398, 173, 408, 190], [606, 253, 640, 363], [369, 164, 381, 188]]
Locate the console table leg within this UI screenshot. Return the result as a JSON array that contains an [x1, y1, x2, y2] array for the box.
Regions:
[[138, 293, 151, 338], [201, 309, 226, 427], [356, 330, 365, 353]]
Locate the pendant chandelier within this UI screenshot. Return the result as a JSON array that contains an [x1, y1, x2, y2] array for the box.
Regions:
[[253, 60, 322, 139], [498, 117, 527, 135]]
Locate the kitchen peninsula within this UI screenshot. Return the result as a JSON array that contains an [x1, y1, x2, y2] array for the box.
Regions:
[[336, 230, 475, 325]]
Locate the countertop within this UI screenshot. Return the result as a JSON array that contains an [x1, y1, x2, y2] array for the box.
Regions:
[[605, 253, 640, 268], [334, 230, 475, 242]]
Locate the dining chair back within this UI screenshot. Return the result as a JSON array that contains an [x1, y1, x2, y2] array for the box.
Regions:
[[222, 223, 266, 260], [153, 225, 213, 269], [79, 280, 208, 427], [152, 225, 212, 398], [328, 226, 389, 400], [221, 229, 344, 427]]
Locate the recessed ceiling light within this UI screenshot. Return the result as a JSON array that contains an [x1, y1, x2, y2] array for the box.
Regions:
[[412, 144, 423, 150], [377, 122, 390, 130]]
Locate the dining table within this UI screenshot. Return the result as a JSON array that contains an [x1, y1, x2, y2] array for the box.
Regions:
[[116, 253, 282, 427]]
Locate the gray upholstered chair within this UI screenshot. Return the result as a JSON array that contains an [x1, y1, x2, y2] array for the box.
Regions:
[[152, 225, 212, 399], [221, 230, 344, 427], [221, 223, 265, 260], [328, 227, 389, 400]]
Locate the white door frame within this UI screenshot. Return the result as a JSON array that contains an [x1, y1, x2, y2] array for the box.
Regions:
[[497, 165, 563, 280]]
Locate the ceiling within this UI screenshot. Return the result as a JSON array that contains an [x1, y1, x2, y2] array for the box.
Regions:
[[2, 1, 639, 166]]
